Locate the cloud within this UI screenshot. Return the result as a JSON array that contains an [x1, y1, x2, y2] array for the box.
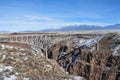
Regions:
[[0, 20, 111, 28], [24, 15, 53, 21], [0, 15, 117, 31]]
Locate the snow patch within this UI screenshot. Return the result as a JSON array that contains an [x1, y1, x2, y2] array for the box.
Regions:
[[4, 75, 17, 80], [0, 44, 5, 50], [0, 43, 26, 51], [0, 64, 17, 80], [74, 76, 83, 80], [23, 78, 29, 80], [113, 45, 120, 56], [4, 66, 13, 72]]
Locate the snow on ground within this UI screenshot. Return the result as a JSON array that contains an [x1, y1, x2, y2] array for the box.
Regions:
[[78, 35, 105, 49], [0, 64, 17, 80], [76, 36, 100, 48], [4, 75, 17, 80], [0, 43, 25, 51], [0, 43, 17, 50], [0, 65, 3, 72], [74, 76, 83, 80], [23, 78, 29, 80], [84, 38, 97, 47], [0, 44, 6, 50], [78, 39, 87, 46], [67, 75, 83, 80], [113, 45, 120, 56], [4, 66, 13, 72], [79, 39, 86, 44]]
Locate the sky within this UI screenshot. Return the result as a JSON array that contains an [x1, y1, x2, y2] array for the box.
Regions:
[[0, 0, 120, 32]]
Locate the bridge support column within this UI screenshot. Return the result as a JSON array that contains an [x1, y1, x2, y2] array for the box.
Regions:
[[45, 36, 48, 59], [95, 43, 99, 51]]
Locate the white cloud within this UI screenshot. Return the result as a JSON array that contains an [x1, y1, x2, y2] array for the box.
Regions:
[[0, 20, 111, 28], [0, 15, 116, 31], [24, 15, 53, 21]]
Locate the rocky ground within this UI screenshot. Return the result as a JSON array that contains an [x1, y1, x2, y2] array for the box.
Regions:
[[0, 32, 120, 80], [51, 33, 120, 80], [0, 45, 68, 80]]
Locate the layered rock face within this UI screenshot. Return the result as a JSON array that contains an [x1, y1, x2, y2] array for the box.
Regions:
[[52, 33, 120, 80]]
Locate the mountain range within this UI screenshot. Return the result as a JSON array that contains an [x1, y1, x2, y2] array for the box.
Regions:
[[1, 24, 120, 32], [39, 24, 120, 32]]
